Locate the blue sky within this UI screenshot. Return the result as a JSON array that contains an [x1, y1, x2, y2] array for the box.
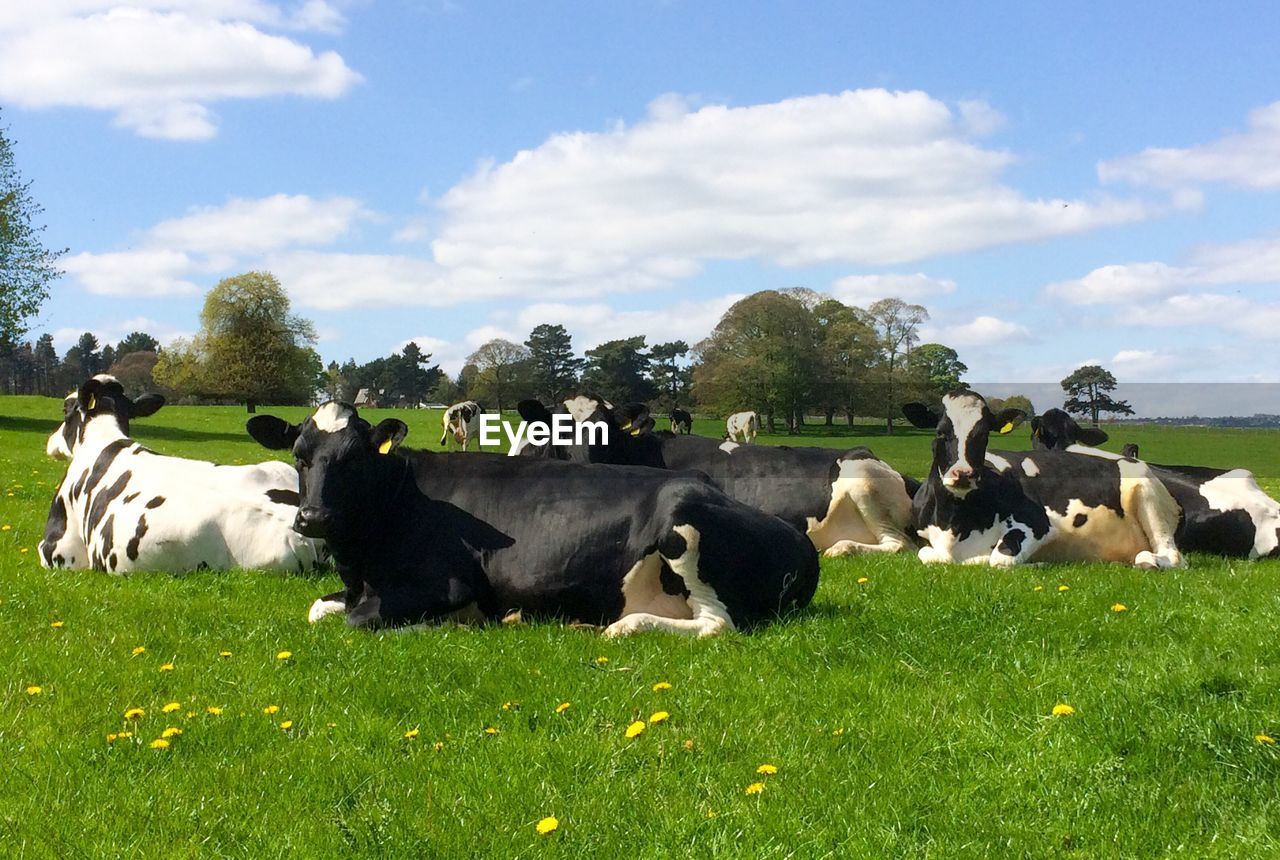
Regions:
[[4, 1, 1280, 414]]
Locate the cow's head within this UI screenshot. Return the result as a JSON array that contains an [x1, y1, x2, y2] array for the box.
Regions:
[[514, 393, 633, 462], [46, 375, 165, 460], [903, 390, 1026, 497], [247, 402, 407, 539], [1029, 408, 1109, 451]]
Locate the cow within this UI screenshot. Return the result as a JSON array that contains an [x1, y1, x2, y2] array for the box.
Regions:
[[725, 410, 759, 443], [40, 375, 325, 574], [439, 401, 482, 451], [670, 407, 693, 435], [1030, 408, 1280, 558], [246, 401, 819, 635], [516, 396, 918, 557], [902, 391, 1185, 569], [1122, 443, 1140, 459]]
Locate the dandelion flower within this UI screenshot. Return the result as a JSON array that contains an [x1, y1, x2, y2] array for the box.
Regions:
[[218, 650, 232, 658], [161, 727, 182, 739], [652, 681, 672, 692], [744, 782, 765, 795], [50, 620, 64, 628], [857, 577, 869, 584], [1033, 586, 1043, 592], [1111, 603, 1128, 612], [1057, 585, 1070, 592], [404, 728, 420, 739], [1052, 703, 1076, 716], [683, 740, 695, 751], [159, 663, 174, 672], [207, 706, 223, 716], [276, 651, 292, 661], [625, 720, 646, 739], [125, 707, 145, 720], [649, 711, 670, 724], [25, 685, 42, 696], [832, 728, 845, 736], [484, 726, 499, 735], [535, 816, 559, 835], [280, 720, 293, 730], [756, 763, 778, 775], [433, 741, 445, 751], [150, 738, 170, 750], [162, 702, 181, 713], [1, 524, 9, 531], [263, 705, 280, 715], [594, 656, 609, 665], [20, 547, 29, 554], [185, 711, 195, 719], [131, 646, 146, 656], [705, 810, 717, 819], [106, 733, 118, 743], [1256, 734, 1276, 745], [555, 702, 571, 714], [501, 701, 519, 711]]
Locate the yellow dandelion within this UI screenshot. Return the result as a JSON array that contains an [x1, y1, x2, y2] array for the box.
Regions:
[[159, 662, 174, 672], [150, 738, 170, 750], [501, 701, 520, 711], [404, 728, 420, 739], [683, 739, 695, 751], [20, 547, 29, 554], [625, 720, 646, 739], [1033, 585, 1043, 592], [106, 733, 118, 743], [50, 620, 64, 628], [652, 681, 672, 692], [857, 577, 869, 584], [25, 685, 42, 696], [1052, 703, 1076, 717], [280, 720, 294, 730], [161, 701, 181, 713], [207, 706, 223, 716], [555, 702, 571, 714], [1057, 585, 1070, 592], [705, 810, 717, 819], [649, 711, 670, 724], [744, 782, 765, 795], [1111, 603, 1128, 612], [484, 726, 499, 735], [756, 763, 778, 775], [161, 727, 182, 739], [185, 711, 195, 719], [125, 707, 145, 720], [218, 650, 232, 658], [433, 741, 445, 751], [1256, 734, 1276, 745], [1, 524, 10, 530], [131, 646, 146, 656], [832, 728, 845, 736], [535, 816, 559, 836], [594, 656, 609, 665], [276, 650, 292, 661], [263, 705, 280, 715]]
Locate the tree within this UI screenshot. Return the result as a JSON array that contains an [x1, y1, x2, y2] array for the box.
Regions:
[[911, 343, 968, 397], [116, 331, 160, 357], [648, 340, 691, 411], [32, 333, 58, 394], [525, 324, 583, 401], [866, 298, 929, 434], [322, 361, 345, 402], [988, 394, 1035, 417], [1061, 365, 1134, 425], [0, 111, 65, 344], [71, 332, 101, 378], [581, 336, 656, 406], [812, 299, 877, 426], [109, 350, 160, 397], [466, 339, 532, 413]]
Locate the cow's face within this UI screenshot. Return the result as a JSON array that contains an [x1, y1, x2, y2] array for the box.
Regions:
[[515, 394, 632, 462], [46, 375, 165, 459], [904, 391, 1025, 497], [1029, 408, 1109, 451], [247, 402, 407, 539]]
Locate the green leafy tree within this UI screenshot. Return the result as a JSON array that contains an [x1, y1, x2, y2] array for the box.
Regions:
[[911, 343, 968, 397], [466, 339, 533, 413], [988, 394, 1035, 417], [581, 336, 656, 406], [0, 112, 65, 344], [525, 324, 584, 401], [812, 299, 877, 426], [1061, 365, 1134, 426], [32, 333, 58, 394], [866, 298, 929, 434], [71, 332, 101, 378], [647, 340, 691, 411], [116, 331, 160, 357], [110, 350, 161, 397]]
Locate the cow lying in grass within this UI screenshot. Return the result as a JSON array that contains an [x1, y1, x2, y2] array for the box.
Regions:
[[40, 376, 325, 573], [1031, 408, 1280, 558], [247, 402, 819, 635], [516, 396, 918, 557], [902, 391, 1185, 569]]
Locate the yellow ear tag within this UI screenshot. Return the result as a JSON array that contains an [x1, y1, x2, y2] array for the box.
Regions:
[[87, 395, 96, 410], [630, 427, 642, 436], [999, 422, 1015, 435], [378, 439, 394, 454], [619, 421, 632, 431]]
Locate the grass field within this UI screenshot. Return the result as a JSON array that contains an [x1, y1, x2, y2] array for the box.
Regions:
[[3, 396, 1280, 857]]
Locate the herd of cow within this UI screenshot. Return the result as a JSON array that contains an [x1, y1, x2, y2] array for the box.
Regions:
[[36, 375, 1280, 635]]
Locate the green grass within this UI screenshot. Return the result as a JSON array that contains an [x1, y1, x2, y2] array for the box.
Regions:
[[3, 396, 1280, 857]]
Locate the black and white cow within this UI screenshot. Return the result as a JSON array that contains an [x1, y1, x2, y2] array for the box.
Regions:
[[1031, 408, 1280, 558], [439, 401, 483, 451], [902, 391, 1185, 569], [670, 407, 693, 435], [41, 376, 325, 573], [247, 402, 818, 635], [725, 410, 759, 443], [516, 396, 918, 557]]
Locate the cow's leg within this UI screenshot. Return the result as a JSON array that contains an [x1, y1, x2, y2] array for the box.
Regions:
[[818, 460, 913, 557], [308, 590, 348, 623], [605, 525, 734, 638], [1121, 462, 1186, 569], [988, 523, 1049, 567]]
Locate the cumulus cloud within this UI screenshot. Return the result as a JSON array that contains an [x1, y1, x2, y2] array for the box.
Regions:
[[921, 315, 1030, 347], [511, 294, 744, 351], [62, 249, 204, 297], [830, 273, 957, 305], [1099, 100, 1280, 190], [52, 315, 194, 351], [0, 2, 359, 139]]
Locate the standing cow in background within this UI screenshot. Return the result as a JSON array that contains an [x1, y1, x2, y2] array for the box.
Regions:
[[1031, 408, 1280, 558], [726, 410, 759, 443], [41, 375, 325, 574], [440, 401, 482, 451], [670, 407, 693, 435]]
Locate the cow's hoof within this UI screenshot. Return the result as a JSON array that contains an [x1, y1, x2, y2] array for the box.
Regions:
[[307, 598, 346, 623]]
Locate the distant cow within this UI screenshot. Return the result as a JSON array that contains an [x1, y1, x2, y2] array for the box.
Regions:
[[1122, 443, 1140, 459], [1031, 408, 1280, 558], [247, 402, 818, 635], [439, 401, 482, 451], [726, 411, 759, 443], [41, 376, 325, 573], [902, 392, 1184, 569], [517, 396, 918, 557], [670, 407, 693, 435]]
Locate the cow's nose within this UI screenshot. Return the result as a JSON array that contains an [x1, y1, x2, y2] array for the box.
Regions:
[[945, 469, 973, 489], [294, 506, 330, 538]]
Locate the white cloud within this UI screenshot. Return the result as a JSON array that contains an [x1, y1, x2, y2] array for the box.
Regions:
[[922, 315, 1030, 347], [830, 272, 957, 305], [52, 315, 194, 351], [1044, 261, 1190, 305], [0, 3, 359, 140], [62, 249, 203, 297], [149, 194, 372, 255], [1100, 100, 1280, 190]]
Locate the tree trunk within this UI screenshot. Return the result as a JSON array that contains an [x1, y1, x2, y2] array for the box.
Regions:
[[247, 399, 256, 413], [885, 415, 894, 435], [825, 407, 835, 426]]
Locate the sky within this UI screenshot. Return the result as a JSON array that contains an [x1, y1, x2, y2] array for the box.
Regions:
[[4, 1, 1280, 415]]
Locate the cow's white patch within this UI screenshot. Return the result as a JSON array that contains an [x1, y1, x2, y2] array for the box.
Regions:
[[917, 520, 1007, 565], [312, 402, 352, 432], [941, 392, 985, 484], [615, 553, 694, 622], [1115, 459, 1184, 568], [725, 411, 759, 443], [605, 525, 734, 638], [1065, 443, 1121, 460], [1022, 459, 1040, 477], [1199, 469, 1280, 557], [985, 453, 1011, 472], [564, 395, 600, 424], [308, 598, 346, 623], [441, 401, 482, 450], [809, 457, 912, 556], [718, 440, 740, 453]]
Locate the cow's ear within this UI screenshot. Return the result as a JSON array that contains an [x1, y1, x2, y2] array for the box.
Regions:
[[1029, 416, 1042, 437], [77, 378, 109, 413], [129, 394, 165, 418], [371, 419, 408, 454], [246, 415, 301, 450], [1076, 426, 1109, 446], [517, 399, 552, 424], [993, 408, 1027, 435], [632, 414, 656, 435], [902, 402, 941, 429]]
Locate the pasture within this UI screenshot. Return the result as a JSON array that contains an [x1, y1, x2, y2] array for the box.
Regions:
[[3, 397, 1280, 857]]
